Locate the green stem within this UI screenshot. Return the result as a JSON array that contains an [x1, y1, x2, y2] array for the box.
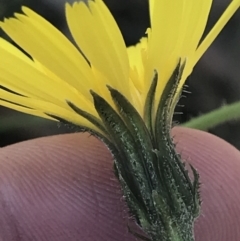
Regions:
[[182, 101, 240, 130]]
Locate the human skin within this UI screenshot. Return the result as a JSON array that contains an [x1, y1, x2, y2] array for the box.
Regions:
[[0, 127, 239, 241]]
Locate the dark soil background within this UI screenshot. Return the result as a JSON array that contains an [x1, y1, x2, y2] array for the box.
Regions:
[[0, 0, 240, 148]]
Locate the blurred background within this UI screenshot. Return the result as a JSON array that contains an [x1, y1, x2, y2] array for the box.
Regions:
[[0, 0, 240, 148]]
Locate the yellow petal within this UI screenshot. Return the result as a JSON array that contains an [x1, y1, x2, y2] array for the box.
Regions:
[[0, 7, 95, 101], [0, 37, 97, 117], [66, 0, 130, 99], [127, 37, 148, 113], [127, 38, 147, 91], [0, 89, 99, 132], [149, 0, 155, 20], [175, 0, 212, 57], [147, 0, 212, 101]]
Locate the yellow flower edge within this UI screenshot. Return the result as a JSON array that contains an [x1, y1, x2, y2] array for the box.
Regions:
[[0, 0, 239, 134]]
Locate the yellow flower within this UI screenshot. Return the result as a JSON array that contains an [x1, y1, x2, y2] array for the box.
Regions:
[[1, 2, 239, 239], [0, 0, 239, 134]]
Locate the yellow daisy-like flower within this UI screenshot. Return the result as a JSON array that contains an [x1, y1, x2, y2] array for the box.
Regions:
[[0, 1, 239, 240], [0, 0, 238, 134]]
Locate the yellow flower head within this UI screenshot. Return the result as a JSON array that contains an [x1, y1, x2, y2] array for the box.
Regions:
[[0, 0, 239, 134], [0, 1, 239, 239]]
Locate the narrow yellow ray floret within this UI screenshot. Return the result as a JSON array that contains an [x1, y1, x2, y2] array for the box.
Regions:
[[0, 0, 239, 133]]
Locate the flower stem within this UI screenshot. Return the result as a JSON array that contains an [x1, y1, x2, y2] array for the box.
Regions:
[[182, 101, 240, 130]]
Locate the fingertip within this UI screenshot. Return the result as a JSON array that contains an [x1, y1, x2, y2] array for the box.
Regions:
[[0, 133, 137, 241], [0, 128, 240, 240]]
